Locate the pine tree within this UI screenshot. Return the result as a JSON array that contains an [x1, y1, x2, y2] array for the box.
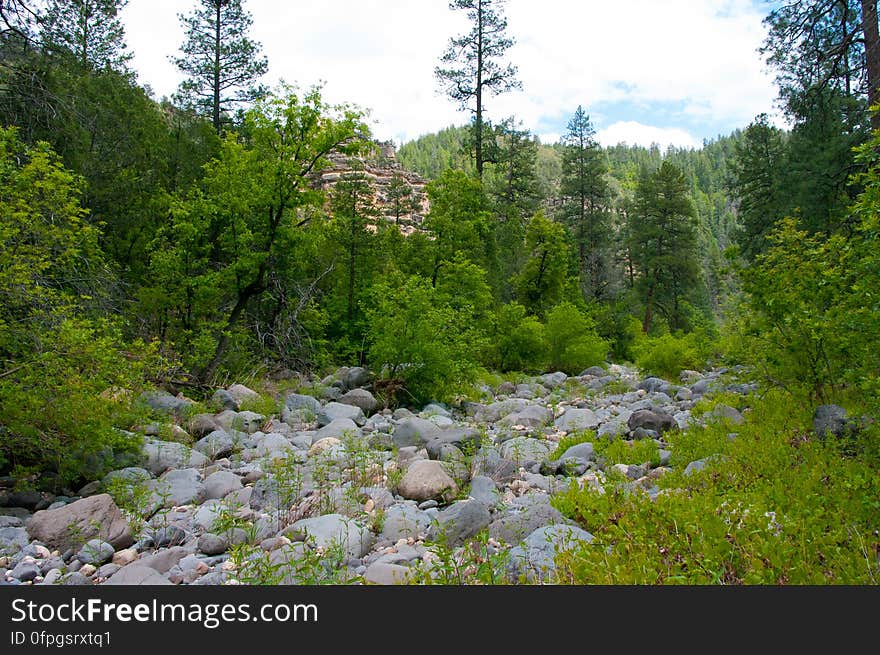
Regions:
[[728, 113, 788, 261], [559, 106, 610, 300], [629, 161, 700, 333], [41, 0, 131, 71], [172, 0, 268, 134], [435, 0, 521, 179]]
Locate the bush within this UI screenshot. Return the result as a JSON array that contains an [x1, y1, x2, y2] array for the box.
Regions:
[[544, 302, 608, 374], [365, 273, 486, 405], [0, 319, 160, 487], [632, 332, 705, 380], [489, 302, 547, 372]]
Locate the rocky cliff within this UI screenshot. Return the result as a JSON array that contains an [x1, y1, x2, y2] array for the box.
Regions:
[[312, 141, 429, 235]]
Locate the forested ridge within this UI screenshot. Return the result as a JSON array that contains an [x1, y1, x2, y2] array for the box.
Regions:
[[0, 0, 878, 586]]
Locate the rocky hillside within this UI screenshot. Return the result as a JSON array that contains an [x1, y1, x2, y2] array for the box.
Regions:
[[0, 364, 779, 585]]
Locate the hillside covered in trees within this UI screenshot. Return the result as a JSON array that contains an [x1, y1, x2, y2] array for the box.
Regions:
[[0, 0, 878, 586]]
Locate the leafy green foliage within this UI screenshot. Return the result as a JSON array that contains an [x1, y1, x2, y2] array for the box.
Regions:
[[365, 273, 486, 405], [552, 391, 880, 584], [513, 212, 569, 315], [544, 302, 608, 374], [488, 302, 547, 373], [632, 332, 708, 381], [0, 318, 158, 486]]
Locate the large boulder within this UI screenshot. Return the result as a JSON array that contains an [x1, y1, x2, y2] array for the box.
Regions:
[[338, 388, 378, 413], [227, 384, 260, 407], [103, 564, 172, 586], [500, 405, 553, 429], [317, 402, 365, 427], [507, 524, 594, 582], [26, 494, 133, 551], [397, 460, 458, 503], [813, 404, 860, 440], [555, 408, 599, 432], [146, 469, 205, 508], [424, 428, 482, 459], [499, 437, 553, 464], [193, 429, 236, 460], [140, 391, 193, 415], [142, 440, 208, 476], [286, 514, 374, 559], [488, 494, 566, 544], [379, 504, 433, 542], [203, 471, 243, 500], [392, 417, 442, 449], [627, 409, 678, 434], [342, 367, 372, 391], [313, 418, 362, 442], [428, 499, 491, 547]]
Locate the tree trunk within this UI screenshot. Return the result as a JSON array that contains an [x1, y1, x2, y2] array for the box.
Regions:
[[475, 0, 484, 179], [642, 280, 655, 333], [213, 0, 222, 133], [863, 0, 880, 130]]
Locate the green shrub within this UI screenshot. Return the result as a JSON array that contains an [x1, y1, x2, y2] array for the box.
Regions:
[[632, 331, 708, 380], [489, 302, 547, 373], [544, 302, 608, 374], [365, 273, 486, 405], [0, 318, 160, 486]]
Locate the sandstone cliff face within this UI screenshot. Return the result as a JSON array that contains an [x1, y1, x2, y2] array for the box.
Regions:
[[312, 141, 429, 234]]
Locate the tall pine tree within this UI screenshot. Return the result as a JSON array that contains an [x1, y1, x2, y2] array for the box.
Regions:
[[41, 0, 131, 71], [629, 161, 700, 333], [172, 0, 268, 134], [435, 0, 521, 179], [560, 106, 610, 300]]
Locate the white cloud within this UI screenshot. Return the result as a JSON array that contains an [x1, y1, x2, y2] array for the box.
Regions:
[[596, 121, 700, 149], [120, 0, 778, 147]]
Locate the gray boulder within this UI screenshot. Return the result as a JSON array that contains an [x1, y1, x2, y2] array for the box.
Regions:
[[638, 377, 670, 394], [627, 409, 678, 434], [560, 442, 595, 462], [211, 389, 239, 411], [468, 476, 501, 508], [555, 408, 599, 432], [286, 514, 374, 559], [193, 429, 236, 459], [539, 372, 568, 389], [317, 402, 365, 427], [141, 391, 193, 414], [488, 494, 566, 544], [313, 418, 362, 442], [339, 388, 378, 413], [507, 524, 594, 582], [342, 366, 372, 391], [147, 469, 205, 508], [104, 564, 172, 586], [392, 417, 442, 449], [76, 539, 115, 565], [712, 404, 745, 425], [380, 504, 433, 541], [499, 437, 553, 464], [501, 405, 553, 429], [428, 499, 491, 546], [142, 440, 208, 476], [203, 471, 243, 500], [813, 404, 860, 440]]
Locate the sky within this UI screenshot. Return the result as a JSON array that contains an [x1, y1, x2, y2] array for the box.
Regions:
[[120, 0, 782, 150]]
